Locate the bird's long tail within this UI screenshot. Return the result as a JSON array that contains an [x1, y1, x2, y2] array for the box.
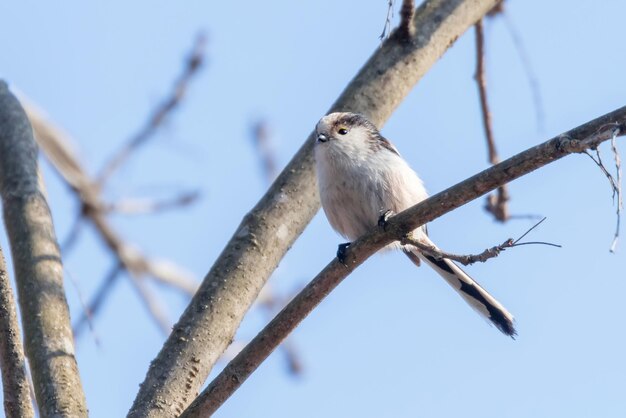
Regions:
[[404, 237, 516, 337]]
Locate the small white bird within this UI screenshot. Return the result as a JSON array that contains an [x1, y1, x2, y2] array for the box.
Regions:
[[314, 112, 516, 337]]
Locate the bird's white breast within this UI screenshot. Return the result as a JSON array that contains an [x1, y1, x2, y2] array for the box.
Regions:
[[315, 138, 428, 243]]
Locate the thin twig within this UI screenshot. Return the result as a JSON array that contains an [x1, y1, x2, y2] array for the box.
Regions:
[[180, 107, 626, 418], [104, 190, 200, 215], [379, 0, 395, 40], [96, 33, 206, 185], [403, 235, 514, 264], [512, 216, 547, 244], [402, 217, 558, 265], [0, 245, 35, 418], [475, 19, 510, 222], [610, 128, 622, 252], [584, 129, 623, 252]]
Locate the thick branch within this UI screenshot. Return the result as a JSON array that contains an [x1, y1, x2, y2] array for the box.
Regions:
[[0, 245, 34, 418], [127, 1, 502, 417], [0, 81, 88, 417], [180, 106, 626, 417]]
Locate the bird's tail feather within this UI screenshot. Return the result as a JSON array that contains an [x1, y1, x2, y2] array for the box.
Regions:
[[404, 239, 516, 337]]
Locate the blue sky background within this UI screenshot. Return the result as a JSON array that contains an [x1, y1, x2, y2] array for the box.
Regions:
[[1, 1, 626, 417]]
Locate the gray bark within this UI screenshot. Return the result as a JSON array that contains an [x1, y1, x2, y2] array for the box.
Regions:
[[0, 81, 87, 418], [0, 244, 35, 418]]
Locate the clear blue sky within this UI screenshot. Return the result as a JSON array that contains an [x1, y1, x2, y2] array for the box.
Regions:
[[1, 1, 626, 417]]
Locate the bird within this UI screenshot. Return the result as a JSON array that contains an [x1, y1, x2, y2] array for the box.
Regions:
[[314, 112, 516, 337]]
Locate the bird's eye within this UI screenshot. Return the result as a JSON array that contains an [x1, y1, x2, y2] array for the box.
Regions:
[[337, 128, 349, 135]]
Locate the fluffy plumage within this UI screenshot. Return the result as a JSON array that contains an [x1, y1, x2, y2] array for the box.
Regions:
[[314, 112, 516, 337]]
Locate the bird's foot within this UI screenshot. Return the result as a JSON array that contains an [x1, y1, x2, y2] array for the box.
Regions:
[[336, 242, 352, 265], [378, 209, 395, 230]]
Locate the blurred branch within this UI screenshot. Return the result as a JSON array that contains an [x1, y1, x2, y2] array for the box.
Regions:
[[0, 81, 88, 417], [127, 2, 507, 417], [401, 217, 560, 266], [104, 190, 200, 215], [0, 245, 35, 418], [474, 19, 510, 222], [21, 37, 202, 334], [398, 0, 415, 39], [250, 120, 278, 182], [26, 102, 199, 296], [379, 0, 395, 40], [610, 130, 623, 252], [181, 106, 626, 418], [97, 33, 206, 186]]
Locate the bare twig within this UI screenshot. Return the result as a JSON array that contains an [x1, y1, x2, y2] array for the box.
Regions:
[[475, 19, 510, 222], [96, 33, 206, 185], [398, 0, 416, 39], [0, 245, 35, 418], [584, 149, 618, 193], [402, 217, 559, 265], [0, 81, 88, 417], [610, 129, 622, 251], [379, 0, 395, 40], [24, 92, 199, 327], [180, 107, 626, 418], [104, 190, 200, 215], [584, 128, 623, 252], [127, 2, 510, 417]]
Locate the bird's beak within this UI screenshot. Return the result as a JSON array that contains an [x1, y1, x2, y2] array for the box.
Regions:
[[317, 133, 328, 143]]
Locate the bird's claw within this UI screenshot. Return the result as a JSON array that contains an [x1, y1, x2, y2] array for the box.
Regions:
[[336, 242, 352, 265], [378, 210, 395, 230]]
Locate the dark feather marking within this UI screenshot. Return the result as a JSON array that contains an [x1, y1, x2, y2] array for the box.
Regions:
[[424, 254, 517, 338], [376, 134, 400, 156], [334, 113, 400, 156]]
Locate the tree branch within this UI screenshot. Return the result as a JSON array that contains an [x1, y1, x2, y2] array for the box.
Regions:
[[0, 81, 88, 417], [180, 106, 626, 418], [127, 1, 503, 417], [401, 217, 559, 265], [0, 244, 35, 418], [474, 19, 510, 221], [24, 97, 199, 329], [399, 0, 416, 39]]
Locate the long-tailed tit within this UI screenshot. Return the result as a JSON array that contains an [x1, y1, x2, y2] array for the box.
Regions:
[[314, 112, 516, 337]]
